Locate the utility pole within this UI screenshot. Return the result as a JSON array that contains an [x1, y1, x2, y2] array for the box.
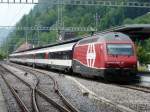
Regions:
[[95, 12, 100, 30], [25, 30, 28, 44], [37, 29, 40, 46], [57, 0, 64, 41], [6, 36, 9, 59], [57, 0, 63, 28], [35, 24, 40, 46]]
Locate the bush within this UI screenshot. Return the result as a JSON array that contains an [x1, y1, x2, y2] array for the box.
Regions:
[[0, 52, 6, 60], [136, 44, 150, 64]]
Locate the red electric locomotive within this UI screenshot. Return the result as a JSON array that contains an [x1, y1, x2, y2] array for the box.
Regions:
[[72, 32, 137, 79]]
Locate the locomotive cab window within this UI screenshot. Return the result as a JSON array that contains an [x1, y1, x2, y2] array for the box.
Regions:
[[107, 44, 133, 56]]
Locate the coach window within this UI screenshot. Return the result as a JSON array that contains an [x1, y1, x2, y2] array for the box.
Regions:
[[62, 51, 66, 59], [25, 55, 27, 58], [58, 52, 61, 59], [68, 50, 72, 59], [25, 55, 28, 59], [49, 51, 72, 60], [48, 53, 51, 59], [30, 54, 33, 59], [28, 54, 30, 59], [28, 54, 32, 59], [62, 51, 67, 59], [62, 50, 72, 59], [52, 53, 54, 59], [67, 50, 72, 59], [49, 52, 55, 59], [26, 55, 29, 59], [52, 53, 55, 59], [54, 52, 58, 59], [41, 53, 45, 59], [37, 53, 45, 59], [22, 55, 25, 59]]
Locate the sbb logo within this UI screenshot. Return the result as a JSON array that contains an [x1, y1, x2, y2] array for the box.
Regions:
[[86, 44, 96, 68]]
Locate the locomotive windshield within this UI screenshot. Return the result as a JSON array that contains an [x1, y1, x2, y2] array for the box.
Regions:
[[107, 44, 133, 56]]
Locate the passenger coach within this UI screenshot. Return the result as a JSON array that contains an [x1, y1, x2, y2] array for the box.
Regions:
[[9, 39, 80, 70], [9, 32, 137, 80]]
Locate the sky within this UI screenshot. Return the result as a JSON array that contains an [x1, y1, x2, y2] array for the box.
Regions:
[[0, 3, 35, 26]]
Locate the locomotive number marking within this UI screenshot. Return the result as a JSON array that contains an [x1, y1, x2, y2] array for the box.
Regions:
[[86, 44, 96, 68]]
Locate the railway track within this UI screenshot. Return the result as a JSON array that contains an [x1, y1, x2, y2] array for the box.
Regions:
[[118, 84, 150, 93], [5, 62, 150, 112], [0, 65, 37, 112], [9, 62, 150, 94], [1, 63, 79, 112]]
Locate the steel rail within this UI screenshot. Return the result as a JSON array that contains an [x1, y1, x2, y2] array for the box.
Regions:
[[10, 64, 71, 112], [43, 71, 79, 112], [32, 89, 39, 112], [7, 62, 80, 112], [118, 84, 150, 93], [37, 70, 79, 112], [36, 89, 70, 112], [0, 68, 30, 112], [1, 64, 72, 112], [0, 65, 40, 112]]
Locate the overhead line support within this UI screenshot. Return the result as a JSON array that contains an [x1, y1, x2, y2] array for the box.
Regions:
[[47, 0, 150, 8]]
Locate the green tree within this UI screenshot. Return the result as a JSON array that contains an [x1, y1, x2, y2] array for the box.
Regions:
[[0, 51, 6, 60], [136, 43, 150, 64]]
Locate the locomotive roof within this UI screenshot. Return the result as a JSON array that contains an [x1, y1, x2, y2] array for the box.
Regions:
[[78, 32, 132, 45], [98, 32, 131, 41]]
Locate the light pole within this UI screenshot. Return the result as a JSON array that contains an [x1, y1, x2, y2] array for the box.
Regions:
[[35, 24, 41, 46], [25, 30, 28, 44]]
